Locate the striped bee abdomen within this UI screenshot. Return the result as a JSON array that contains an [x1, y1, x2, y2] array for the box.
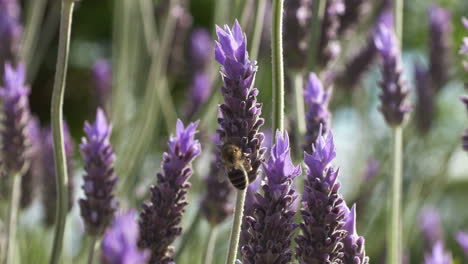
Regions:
[[227, 168, 248, 190]]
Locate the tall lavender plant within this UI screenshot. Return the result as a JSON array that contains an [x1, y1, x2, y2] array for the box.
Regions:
[[296, 129, 347, 263], [242, 131, 301, 264], [138, 120, 201, 263]]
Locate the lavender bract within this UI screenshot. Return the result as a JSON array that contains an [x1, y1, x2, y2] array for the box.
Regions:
[[283, 0, 313, 71], [424, 242, 452, 264], [342, 204, 369, 264], [79, 108, 118, 236], [138, 120, 201, 264], [0, 63, 31, 174], [92, 59, 112, 109], [240, 176, 261, 249], [374, 11, 411, 126], [296, 129, 347, 263], [215, 21, 265, 185], [414, 61, 434, 134], [428, 5, 452, 91], [101, 211, 149, 264], [317, 0, 345, 70], [42, 123, 75, 226], [0, 0, 22, 68], [303, 73, 331, 154], [456, 232, 468, 255], [242, 131, 301, 264]]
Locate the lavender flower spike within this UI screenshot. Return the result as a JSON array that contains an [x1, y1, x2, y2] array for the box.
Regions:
[[296, 128, 347, 263], [456, 232, 468, 255], [419, 207, 443, 249], [139, 120, 201, 263], [343, 204, 369, 264], [0, 0, 22, 68], [303, 73, 331, 154], [189, 28, 213, 71], [428, 5, 452, 91], [424, 242, 452, 264], [92, 59, 112, 109], [79, 108, 118, 236], [215, 20, 265, 185], [242, 131, 301, 264], [0, 63, 31, 174], [101, 210, 149, 264], [317, 0, 345, 70], [374, 11, 411, 126]]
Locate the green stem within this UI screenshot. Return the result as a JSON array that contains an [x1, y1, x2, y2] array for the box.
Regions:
[[203, 225, 218, 264], [250, 0, 267, 60], [388, 126, 403, 264], [21, 0, 47, 75], [272, 0, 285, 133], [174, 209, 202, 261], [49, 1, 75, 263], [87, 236, 97, 264], [293, 71, 306, 136], [4, 173, 22, 264], [394, 0, 403, 48], [308, 0, 326, 71], [225, 188, 247, 264]]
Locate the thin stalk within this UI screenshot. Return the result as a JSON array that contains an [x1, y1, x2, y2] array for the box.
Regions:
[[293, 71, 306, 136], [174, 209, 202, 260], [21, 0, 47, 76], [272, 0, 285, 133], [48, 1, 75, 263], [394, 0, 403, 48], [203, 225, 218, 264], [225, 188, 247, 264], [250, 0, 267, 60], [308, 0, 327, 71], [139, 0, 159, 54], [387, 126, 403, 264], [87, 236, 97, 264], [4, 173, 22, 264]]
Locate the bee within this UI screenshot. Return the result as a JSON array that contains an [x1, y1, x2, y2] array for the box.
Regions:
[[220, 143, 251, 190]]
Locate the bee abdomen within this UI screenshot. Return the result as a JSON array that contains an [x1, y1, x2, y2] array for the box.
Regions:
[[227, 169, 248, 190]]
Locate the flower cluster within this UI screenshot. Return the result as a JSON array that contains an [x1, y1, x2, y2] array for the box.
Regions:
[[138, 120, 201, 263], [317, 0, 345, 70], [0, 0, 22, 68], [79, 109, 118, 236], [242, 131, 301, 264], [424, 242, 452, 264], [215, 21, 265, 185], [92, 59, 112, 110], [342, 204, 369, 264]]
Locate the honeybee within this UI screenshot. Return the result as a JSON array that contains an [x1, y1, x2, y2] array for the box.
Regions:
[[220, 143, 251, 190]]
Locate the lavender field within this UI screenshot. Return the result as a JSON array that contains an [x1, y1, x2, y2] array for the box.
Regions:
[[1, 0, 468, 263]]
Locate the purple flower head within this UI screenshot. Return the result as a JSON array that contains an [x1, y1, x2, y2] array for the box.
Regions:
[[139, 120, 201, 263], [317, 0, 345, 70], [419, 207, 443, 249], [242, 131, 300, 264], [92, 59, 112, 109], [42, 122, 75, 226], [424, 242, 452, 264], [428, 5, 452, 90], [0, 63, 31, 174], [456, 232, 468, 255], [0, 0, 22, 68], [338, 0, 371, 35], [374, 11, 411, 126], [283, 0, 314, 70], [303, 73, 331, 154], [189, 28, 212, 70], [240, 175, 262, 248], [79, 108, 118, 236], [215, 21, 265, 186], [187, 72, 211, 115], [101, 210, 149, 264], [342, 204, 369, 264], [414, 61, 435, 134], [296, 129, 347, 263]]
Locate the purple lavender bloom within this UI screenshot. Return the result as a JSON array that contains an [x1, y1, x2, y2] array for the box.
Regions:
[[338, 0, 371, 35], [374, 11, 411, 126], [283, 0, 313, 71], [0, 0, 22, 68], [424, 242, 452, 264], [215, 21, 265, 185], [242, 131, 301, 264], [0, 63, 31, 174], [92, 59, 112, 109], [296, 129, 347, 263], [428, 5, 452, 91], [342, 204, 369, 264], [303, 73, 331, 154], [185, 72, 212, 118], [414, 61, 434, 134], [317, 0, 345, 70], [42, 123, 75, 226], [79, 109, 118, 236], [240, 175, 262, 249], [189, 28, 213, 71], [138, 120, 201, 263], [456, 232, 468, 255], [101, 210, 149, 264], [20, 116, 43, 209], [419, 207, 443, 249]]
